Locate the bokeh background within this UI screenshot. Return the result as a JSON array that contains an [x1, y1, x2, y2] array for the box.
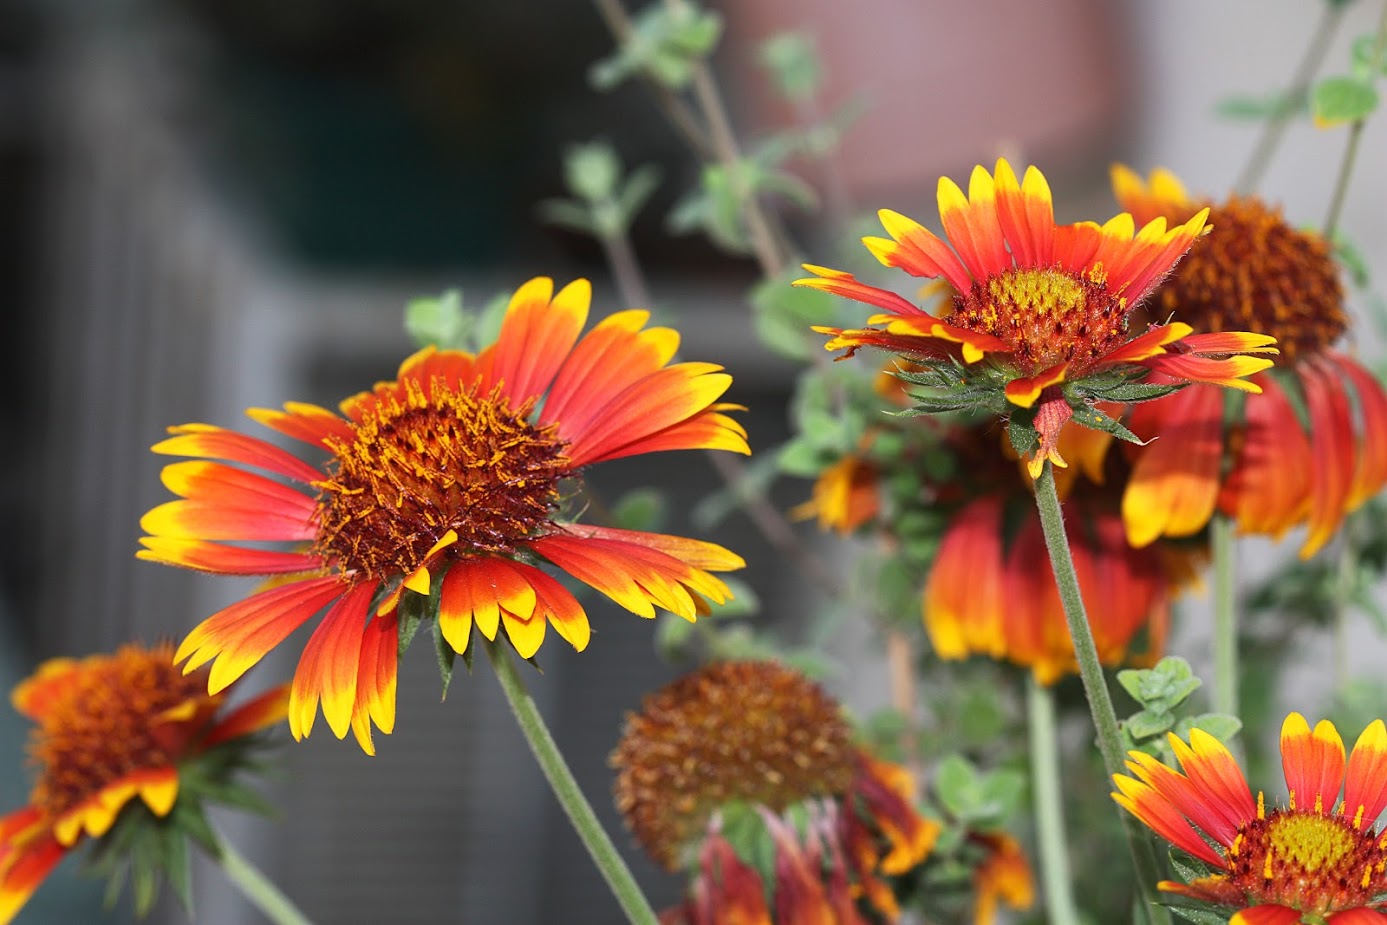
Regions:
[[2, 1, 1385, 922]]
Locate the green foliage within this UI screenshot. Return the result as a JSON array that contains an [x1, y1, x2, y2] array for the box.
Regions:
[[538, 141, 662, 241], [1353, 33, 1387, 78], [1214, 90, 1305, 121], [404, 289, 509, 353], [590, 2, 723, 91], [758, 32, 822, 103], [691, 450, 781, 530], [1313, 75, 1379, 124], [1334, 231, 1373, 288], [1162, 851, 1230, 924], [668, 158, 817, 253], [1117, 658, 1241, 760], [610, 487, 668, 532], [749, 271, 837, 360], [932, 754, 1025, 829]]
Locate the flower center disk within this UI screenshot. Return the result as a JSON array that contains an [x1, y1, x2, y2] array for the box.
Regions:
[[1153, 196, 1345, 364], [314, 379, 570, 581], [1226, 808, 1387, 914], [951, 267, 1126, 374], [30, 646, 210, 817]]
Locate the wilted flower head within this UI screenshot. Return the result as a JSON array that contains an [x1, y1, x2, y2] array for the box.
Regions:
[[612, 660, 938, 922], [0, 643, 287, 923], [139, 277, 748, 753], [1113, 713, 1387, 923], [1112, 167, 1387, 558], [794, 159, 1277, 478]]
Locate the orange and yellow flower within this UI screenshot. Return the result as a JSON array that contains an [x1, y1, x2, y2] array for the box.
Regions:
[[0, 643, 287, 924], [139, 277, 749, 753], [613, 660, 938, 922], [794, 159, 1277, 477], [1113, 713, 1387, 923], [1113, 166, 1387, 558], [971, 833, 1035, 925]]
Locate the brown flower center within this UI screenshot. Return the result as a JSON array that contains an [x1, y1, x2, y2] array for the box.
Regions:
[[950, 267, 1127, 374], [30, 645, 211, 817], [1223, 807, 1387, 914], [610, 661, 857, 870], [313, 379, 570, 581], [1153, 196, 1345, 364]]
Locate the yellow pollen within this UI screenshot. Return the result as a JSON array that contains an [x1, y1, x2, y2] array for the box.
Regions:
[[1230, 833, 1243, 856], [1258, 791, 1265, 820], [313, 378, 570, 581], [1315, 794, 1325, 814], [1289, 789, 1297, 811], [949, 267, 1128, 375], [1266, 813, 1355, 873]]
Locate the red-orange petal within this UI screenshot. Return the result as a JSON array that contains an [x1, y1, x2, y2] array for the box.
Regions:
[[1219, 373, 1312, 538], [436, 557, 538, 655], [793, 263, 931, 317], [1280, 713, 1346, 813], [10, 659, 82, 720], [1123, 385, 1224, 547], [1111, 774, 1225, 867], [136, 537, 321, 575], [350, 613, 399, 755], [994, 159, 1054, 267], [176, 575, 346, 694], [542, 309, 681, 431], [289, 582, 374, 741], [1231, 906, 1306, 925], [247, 401, 354, 448], [482, 277, 590, 406], [1168, 729, 1257, 831], [1341, 354, 1387, 510], [1300, 360, 1357, 558], [1140, 353, 1273, 391], [0, 830, 64, 925], [924, 498, 1008, 660], [152, 423, 324, 483], [1326, 908, 1387, 923], [936, 165, 1011, 282], [1343, 720, 1387, 831], [203, 684, 291, 749], [866, 211, 972, 293]]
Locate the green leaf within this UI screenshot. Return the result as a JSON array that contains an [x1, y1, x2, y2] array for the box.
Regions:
[[1352, 34, 1387, 79], [1070, 402, 1141, 443], [563, 141, 621, 202], [705, 576, 761, 618], [1007, 410, 1039, 457], [1126, 708, 1176, 740], [433, 613, 457, 698], [610, 488, 667, 532], [654, 611, 697, 660], [1334, 232, 1372, 288], [1176, 713, 1243, 745], [617, 164, 663, 227], [776, 437, 830, 477], [1078, 379, 1185, 403], [536, 199, 598, 236], [404, 290, 468, 350], [758, 32, 821, 102], [1214, 90, 1304, 121], [933, 754, 980, 819], [1313, 75, 1379, 125]]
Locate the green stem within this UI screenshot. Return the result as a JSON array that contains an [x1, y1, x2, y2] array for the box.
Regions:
[[1236, 1, 1344, 193], [1211, 514, 1239, 718], [1032, 462, 1170, 925], [1026, 676, 1080, 925], [214, 831, 314, 925], [485, 640, 660, 925], [1322, 0, 1387, 238]]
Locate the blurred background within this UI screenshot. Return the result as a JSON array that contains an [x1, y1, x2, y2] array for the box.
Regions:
[[2, 0, 1385, 922]]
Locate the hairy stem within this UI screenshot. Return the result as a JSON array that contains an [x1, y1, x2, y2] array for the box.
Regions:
[[1027, 676, 1081, 925]]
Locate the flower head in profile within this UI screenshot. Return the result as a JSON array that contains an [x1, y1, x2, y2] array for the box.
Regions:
[[612, 660, 938, 922], [1112, 166, 1387, 558], [139, 277, 749, 753], [0, 643, 288, 923], [794, 159, 1277, 477], [1113, 713, 1387, 923]]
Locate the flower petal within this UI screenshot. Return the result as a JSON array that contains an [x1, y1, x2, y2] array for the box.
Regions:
[[1341, 354, 1387, 511], [1111, 774, 1226, 867], [1281, 712, 1347, 813], [289, 582, 375, 741], [1343, 720, 1387, 831], [152, 423, 324, 483], [1300, 359, 1357, 558], [1219, 373, 1313, 539], [350, 613, 399, 755], [924, 498, 1008, 660], [994, 159, 1054, 267], [865, 210, 972, 293], [437, 557, 538, 654], [1122, 385, 1224, 547], [136, 537, 321, 575], [1231, 906, 1307, 925], [793, 263, 930, 317], [481, 277, 590, 405], [0, 829, 64, 925], [246, 401, 354, 448], [203, 684, 291, 749]]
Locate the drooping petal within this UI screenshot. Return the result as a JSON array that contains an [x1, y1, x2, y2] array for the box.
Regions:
[[1140, 353, 1274, 391], [1300, 359, 1358, 558], [1280, 712, 1347, 813], [288, 582, 375, 741], [510, 561, 591, 653], [1343, 720, 1387, 831], [1123, 385, 1224, 547], [202, 684, 291, 748], [152, 423, 324, 483], [480, 277, 590, 405], [793, 264, 930, 318], [1341, 354, 1387, 510], [1219, 373, 1313, 539], [924, 498, 1008, 659], [436, 556, 538, 655], [175, 576, 346, 694], [0, 831, 64, 925], [350, 612, 399, 755]]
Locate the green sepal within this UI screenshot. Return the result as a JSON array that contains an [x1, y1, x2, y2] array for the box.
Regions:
[[1070, 402, 1142, 444], [397, 582, 436, 660], [1070, 375, 1186, 404], [1006, 408, 1039, 457], [433, 612, 458, 699]]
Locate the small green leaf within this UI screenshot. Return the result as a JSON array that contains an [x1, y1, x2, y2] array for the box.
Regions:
[[758, 32, 821, 102], [776, 437, 830, 477], [1352, 34, 1387, 79], [1126, 708, 1176, 740], [934, 754, 980, 818], [610, 488, 667, 532], [404, 290, 468, 350], [1007, 410, 1039, 457], [1176, 713, 1243, 745], [1214, 90, 1304, 121], [1313, 75, 1379, 125], [654, 611, 697, 660], [1070, 402, 1142, 443]]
